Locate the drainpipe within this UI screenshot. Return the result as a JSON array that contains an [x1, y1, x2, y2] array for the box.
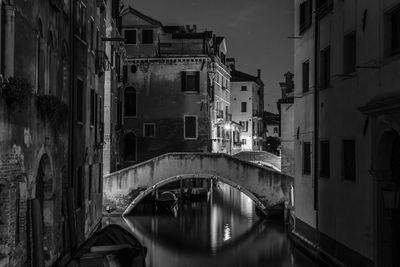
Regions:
[[313, 0, 320, 253]]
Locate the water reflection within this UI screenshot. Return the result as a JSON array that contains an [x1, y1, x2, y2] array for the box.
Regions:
[[106, 182, 316, 267]]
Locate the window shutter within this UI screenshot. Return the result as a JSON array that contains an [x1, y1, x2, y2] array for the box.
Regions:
[[181, 71, 187, 91], [195, 71, 200, 91]]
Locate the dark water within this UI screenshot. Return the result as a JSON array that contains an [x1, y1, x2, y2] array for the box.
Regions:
[[105, 182, 316, 267]]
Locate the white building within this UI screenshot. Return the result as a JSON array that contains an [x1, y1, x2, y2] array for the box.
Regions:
[[230, 65, 264, 151], [293, 0, 400, 266]]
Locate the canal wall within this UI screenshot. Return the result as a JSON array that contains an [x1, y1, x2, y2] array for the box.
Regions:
[[103, 152, 293, 214]]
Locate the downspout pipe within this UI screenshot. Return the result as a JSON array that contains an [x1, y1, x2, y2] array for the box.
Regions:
[[313, 0, 320, 254]]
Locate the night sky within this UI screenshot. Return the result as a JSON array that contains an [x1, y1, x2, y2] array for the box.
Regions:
[[122, 0, 294, 113]]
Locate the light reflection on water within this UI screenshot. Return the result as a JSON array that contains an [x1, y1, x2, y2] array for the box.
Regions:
[[106, 182, 316, 267]]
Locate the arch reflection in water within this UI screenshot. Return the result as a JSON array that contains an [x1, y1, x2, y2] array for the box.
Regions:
[[107, 181, 316, 267]]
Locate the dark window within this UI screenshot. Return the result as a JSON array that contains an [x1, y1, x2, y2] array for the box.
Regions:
[[80, 4, 86, 40], [303, 142, 311, 175], [77, 79, 84, 123], [274, 127, 278, 134], [124, 133, 137, 161], [88, 165, 92, 200], [343, 139, 356, 181], [96, 29, 99, 50], [317, 0, 333, 18], [217, 125, 221, 138], [76, 166, 83, 208], [299, 0, 313, 34], [144, 123, 156, 137], [184, 116, 197, 139], [90, 19, 94, 50], [241, 102, 247, 112], [390, 7, 400, 55], [98, 163, 102, 193], [124, 87, 136, 117], [182, 71, 200, 92], [320, 47, 330, 89], [343, 31, 356, 74], [241, 86, 247, 91], [320, 140, 330, 178], [90, 89, 95, 126], [142, 29, 154, 44], [302, 60, 310, 92], [125, 29, 137, 44], [117, 100, 122, 128]]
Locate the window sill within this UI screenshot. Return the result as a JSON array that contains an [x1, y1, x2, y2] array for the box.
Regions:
[[184, 137, 198, 140], [74, 34, 87, 46]]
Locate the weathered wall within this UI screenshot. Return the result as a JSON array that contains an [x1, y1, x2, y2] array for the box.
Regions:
[[280, 102, 294, 177], [103, 153, 293, 213], [122, 59, 211, 166]]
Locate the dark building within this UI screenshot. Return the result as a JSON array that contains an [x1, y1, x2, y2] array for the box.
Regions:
[[0, 0, 119, 265]]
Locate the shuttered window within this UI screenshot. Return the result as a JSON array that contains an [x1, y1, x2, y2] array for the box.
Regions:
[[303, 142, 311, 175], [343, 31, 356, 74], [182, 71, 200, 92], [320, 140, 330, 178], [142, 29, 153, 44]]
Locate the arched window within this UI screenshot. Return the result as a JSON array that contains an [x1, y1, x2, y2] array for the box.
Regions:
[[124, 133, 137, 161], [124, 87, 136, 117], [61, 41, 69, 98], [37, 19, 45, 94], [47, 31, 56, 95]]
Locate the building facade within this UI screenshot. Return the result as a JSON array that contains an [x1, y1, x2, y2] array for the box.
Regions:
[[293, 0, 400, 266], [230, 65, 265, 152], [278, 72, 295, 176], [0, 0, 111, 265], [119, 7, 234, 165]]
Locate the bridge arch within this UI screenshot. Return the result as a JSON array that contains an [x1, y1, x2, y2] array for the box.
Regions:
[[103, 153, 293, 216], [122, 174, 268, 216]]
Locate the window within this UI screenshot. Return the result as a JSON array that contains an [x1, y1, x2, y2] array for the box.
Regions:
[[117, 100, 122, 128], [125, 29, 137, 44], [77, 79, 84, 123], [144, 123, 156, 137], [241, 102, 247, 112], [274, 127, 278, 134], [124, 87, 136, 117], [76, 166, 83, 208], [124, 133, 137, 161], [320, 140, 330, 178], [240, 121, 248, 132], [241, 86, 247, 91], [96, 29, 99, 50], [217, 125, 221, 138], [299, 0, 312, 34], [343, 31, 356, 74], [142, 29, 154, 44], [90, 89, 95, 126], [182, 71, 200, 92], [343, 139, 356, 181], [98, 163, 102, 193], [320, 46, 330, 89], [242, 139, 246, 145], [184, 115, 197, 139], [88, 165, 92, 200], [303, 142, 311, 175], [302, 60, 310, 92], [90, 19, 94, 51], [317, 0, 333, 18], [388, 7, 400, 55]]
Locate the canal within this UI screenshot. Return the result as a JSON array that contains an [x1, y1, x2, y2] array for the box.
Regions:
[[105, 182, 317, 267]]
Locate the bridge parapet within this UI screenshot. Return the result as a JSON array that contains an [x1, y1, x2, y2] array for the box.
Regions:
[[103, 153, 293, 215]]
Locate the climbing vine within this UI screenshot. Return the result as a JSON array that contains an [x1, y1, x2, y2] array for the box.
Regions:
[[0, 77, 33, 106]]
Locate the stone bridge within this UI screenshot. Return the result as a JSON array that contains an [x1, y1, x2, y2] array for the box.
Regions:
[[103, 153, 293, 216]]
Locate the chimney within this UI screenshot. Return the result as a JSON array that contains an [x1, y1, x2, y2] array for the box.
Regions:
[[257, 69, 261, 78], [193, 24, 197, 32]]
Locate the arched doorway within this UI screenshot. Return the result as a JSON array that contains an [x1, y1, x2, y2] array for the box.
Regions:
[[31, 154, 54, 266]]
